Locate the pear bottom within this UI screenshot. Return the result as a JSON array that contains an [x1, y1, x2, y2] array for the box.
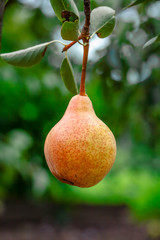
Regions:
[[44, 94, 116, 188]]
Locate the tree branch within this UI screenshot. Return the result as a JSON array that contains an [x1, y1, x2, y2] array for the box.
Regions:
[[0, 0, 5, 52], [62, 35, 82, 52], [81, 0, 90, 40]]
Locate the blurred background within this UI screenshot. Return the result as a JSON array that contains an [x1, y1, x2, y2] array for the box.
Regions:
[[0, 0, 160, 239]]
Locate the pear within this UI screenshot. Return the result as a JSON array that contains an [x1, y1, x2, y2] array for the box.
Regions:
[[44, 94, 116, 188]]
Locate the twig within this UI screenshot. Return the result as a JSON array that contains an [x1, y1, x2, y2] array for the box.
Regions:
[[81, 0, 91, 39], [62, 35, 82, 52]]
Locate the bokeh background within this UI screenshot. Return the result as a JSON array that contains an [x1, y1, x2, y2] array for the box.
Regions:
[[0, 0, 160, 239]]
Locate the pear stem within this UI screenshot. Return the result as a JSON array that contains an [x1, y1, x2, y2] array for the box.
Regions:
[[80, 41, 89, 96], [79, 0, 91, 96]]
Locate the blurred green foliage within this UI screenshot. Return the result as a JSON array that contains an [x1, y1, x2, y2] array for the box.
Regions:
[[0, 0, 160, 220]]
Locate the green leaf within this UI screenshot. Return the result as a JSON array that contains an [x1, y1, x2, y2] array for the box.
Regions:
[[50, 0, 64, 21], [122, 0, 159, 10], [50, 0, 79, 22], [143, 35, 160, 48], [61, 20, 79, 41], [63, 0, 79, 18], [90, 6, 115, 38], [0, 40, 60, 67], [60, 57, 78, 95], [5, 0, 8, 5], [127, 0, 145, 8], [126, 0, 158, 8], [96, 16, 116, 38]]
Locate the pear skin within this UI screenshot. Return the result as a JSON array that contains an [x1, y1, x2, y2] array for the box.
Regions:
[[44, 94, 116, 188]]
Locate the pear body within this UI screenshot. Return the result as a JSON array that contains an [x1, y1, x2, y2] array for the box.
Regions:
[[44, 94, 116, 188]]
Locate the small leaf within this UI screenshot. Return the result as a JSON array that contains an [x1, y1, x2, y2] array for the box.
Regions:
[[0, 41, 58, 67], [126, 0, 158, 8], [50, 0, 79, 22], [50, 0, 64, 21], [90, 6, 115, 37], [63, 0, 79, 18], [143, 35, 160, 48], [60, 57, 78, 95], [126, 0, 145, 8], [96, 16, 116, 38], [5, 0, 9, 5], [61, 20, 79, 41], [61, 10, 78, 22]]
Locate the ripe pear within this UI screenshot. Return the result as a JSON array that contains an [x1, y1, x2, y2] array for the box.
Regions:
[[44, 94, 116, 188]]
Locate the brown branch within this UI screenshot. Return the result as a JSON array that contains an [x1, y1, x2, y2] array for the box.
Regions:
[[62, 35, 82, 52], [0, 0, 5, 52], [81, 0, 91, 39]]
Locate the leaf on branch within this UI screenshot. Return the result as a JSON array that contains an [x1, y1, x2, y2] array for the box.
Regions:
[[143, 35, 160, 48], [63, 0, 79, 18], [60, 57, 78, 95], [61, 10, 78, 22], [90, 6, 115, 38], [126, 0, 158, 8], [50, 0, 79, 22], [0, 41, 56, 67], [61, 20, 79, 41], [96, 17, 116, 38], [126, 0, 145, 8]]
